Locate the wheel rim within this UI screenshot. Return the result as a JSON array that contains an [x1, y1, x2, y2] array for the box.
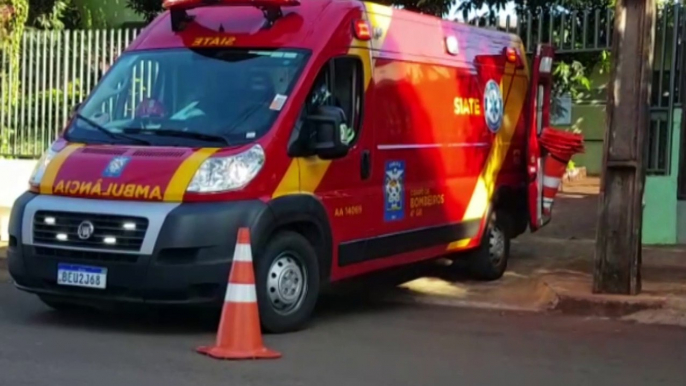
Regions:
[[488, 223, 506, 266], [266, 252, 308, 316]]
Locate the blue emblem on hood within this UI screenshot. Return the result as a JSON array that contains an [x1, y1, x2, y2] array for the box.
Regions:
[[102, 156, 131, 178]]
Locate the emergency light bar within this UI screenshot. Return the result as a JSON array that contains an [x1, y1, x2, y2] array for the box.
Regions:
[[163, 0, 301, 32]]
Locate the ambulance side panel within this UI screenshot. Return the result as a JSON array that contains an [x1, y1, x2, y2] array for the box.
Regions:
[[329, 4, 531, 281]]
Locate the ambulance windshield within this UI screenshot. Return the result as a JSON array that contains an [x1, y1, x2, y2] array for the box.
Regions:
[[67, 48, 309, 146]]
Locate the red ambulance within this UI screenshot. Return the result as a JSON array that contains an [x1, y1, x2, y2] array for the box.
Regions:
[[7, 0, 557, 332]]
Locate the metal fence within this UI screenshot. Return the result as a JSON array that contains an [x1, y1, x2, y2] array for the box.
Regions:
[[477, 5, 684, 180], [0, 6, 684, 187], [470, 8, 614, 54], [0, 29, 141, 158]]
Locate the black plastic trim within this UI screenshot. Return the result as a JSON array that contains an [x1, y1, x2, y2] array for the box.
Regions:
[[338, 220, 482, 267], [266, 194, 333, 283]]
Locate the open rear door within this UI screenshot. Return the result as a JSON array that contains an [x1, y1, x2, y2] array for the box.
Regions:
[[526, 44, 555, 232]]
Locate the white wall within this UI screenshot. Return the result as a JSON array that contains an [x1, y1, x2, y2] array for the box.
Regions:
[[0, 160, 38, 241]]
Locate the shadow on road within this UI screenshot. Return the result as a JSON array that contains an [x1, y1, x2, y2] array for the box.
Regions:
[[12, 263, 446, 336]]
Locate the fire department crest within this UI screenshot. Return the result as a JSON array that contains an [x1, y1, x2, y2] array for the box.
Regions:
[[384, 160, 405, 222], [102, 156, 131, 178], [483, 80, 504, 133]]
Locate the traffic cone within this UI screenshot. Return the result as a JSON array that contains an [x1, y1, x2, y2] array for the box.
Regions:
[[541, 153, 568, 216], [197, 228, 281, 360]]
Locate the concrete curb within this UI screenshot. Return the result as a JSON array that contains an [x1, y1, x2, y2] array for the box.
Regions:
[[547, 288, 667, 318], [380, 290, 547, 314], [384, 275, 673, 324], [381, 277, 559, 314]]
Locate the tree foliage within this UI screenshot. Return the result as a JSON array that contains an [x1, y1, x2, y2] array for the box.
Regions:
[[126, 0, 162, 23], [122, 0, 615, 101], [1, 0, 29, 156], [26, 0, 81, 29]]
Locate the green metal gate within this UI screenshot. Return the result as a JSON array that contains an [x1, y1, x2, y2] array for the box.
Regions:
[[472, 4, 684, 189]]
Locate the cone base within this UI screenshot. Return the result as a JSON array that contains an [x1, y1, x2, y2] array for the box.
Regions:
[[197, 345, 282, 360]]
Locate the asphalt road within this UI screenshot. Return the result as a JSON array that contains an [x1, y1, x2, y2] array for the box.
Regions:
[[0, 280, 685, 386]]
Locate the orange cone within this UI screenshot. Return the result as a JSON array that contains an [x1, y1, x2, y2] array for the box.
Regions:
[[541, 154, 568, 216], [197, 228, 281, 360]]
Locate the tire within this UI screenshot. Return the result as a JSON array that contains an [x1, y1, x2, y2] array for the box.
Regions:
[[468, 210, 511, 281], [255, 231, 320, 334]]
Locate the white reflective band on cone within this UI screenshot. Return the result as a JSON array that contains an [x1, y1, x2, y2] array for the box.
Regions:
[[543, 176, 561, 189], [233, 244, 253, 262], [225, 283, 257, 303], [539, 57, 553, 73]]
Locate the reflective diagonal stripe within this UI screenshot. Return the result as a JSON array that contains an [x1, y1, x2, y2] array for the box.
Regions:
[[40, 144, 84, 195], [462, 62, 529, 222], [225, 283, 257, 303], [164, 148, 219, 202]]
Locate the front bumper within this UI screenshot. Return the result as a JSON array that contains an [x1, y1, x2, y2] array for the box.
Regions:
[[7, 192, 273, 306]]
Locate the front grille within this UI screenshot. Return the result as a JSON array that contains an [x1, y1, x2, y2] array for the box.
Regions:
[[33, 211, 149, 252], [34, 247, 140, 264]]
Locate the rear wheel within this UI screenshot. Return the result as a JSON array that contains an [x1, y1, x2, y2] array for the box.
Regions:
[[468, 211, 511, 281], [255, 231, 320, 334]]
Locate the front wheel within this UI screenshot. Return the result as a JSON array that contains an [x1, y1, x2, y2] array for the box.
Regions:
[[255, 231, 320, 334], [467, 211, 511, 281]]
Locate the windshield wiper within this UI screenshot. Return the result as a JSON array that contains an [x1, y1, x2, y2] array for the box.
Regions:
[[72, 114, 151, 145], [122, 128, 231, 145]]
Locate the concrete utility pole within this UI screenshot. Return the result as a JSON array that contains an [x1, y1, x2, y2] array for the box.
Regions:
[[594, 0, 656, 295]]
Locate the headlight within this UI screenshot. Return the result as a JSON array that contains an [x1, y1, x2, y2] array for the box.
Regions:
[[187, 144, 265, 193], [29, 146, 59, 186]]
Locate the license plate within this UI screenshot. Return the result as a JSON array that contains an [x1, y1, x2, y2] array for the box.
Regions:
[[57, 263, 107, 290]]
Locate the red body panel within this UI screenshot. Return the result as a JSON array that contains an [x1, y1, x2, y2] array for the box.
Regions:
[[39, 0, 546, 283]]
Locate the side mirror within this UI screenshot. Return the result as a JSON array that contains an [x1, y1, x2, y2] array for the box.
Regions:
[[305, 106, 350, 160]]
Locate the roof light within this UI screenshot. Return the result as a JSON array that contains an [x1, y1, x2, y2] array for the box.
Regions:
[[353, 19, 371, 41], [505, 47, 518, 63], [445, 36, 459, 55]]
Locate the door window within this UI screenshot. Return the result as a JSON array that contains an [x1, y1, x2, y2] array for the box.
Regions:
[[304, 56, 364, 144]]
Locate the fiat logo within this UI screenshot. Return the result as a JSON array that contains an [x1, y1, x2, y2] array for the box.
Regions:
[[77, 221, 95, 240]]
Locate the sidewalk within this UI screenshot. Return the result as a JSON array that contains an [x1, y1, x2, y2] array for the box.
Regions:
[[391, 177, 686, 327]]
